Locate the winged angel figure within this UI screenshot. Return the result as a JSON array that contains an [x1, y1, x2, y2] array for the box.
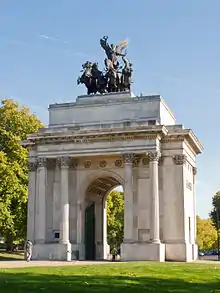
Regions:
[[100, 36, 128, 70]]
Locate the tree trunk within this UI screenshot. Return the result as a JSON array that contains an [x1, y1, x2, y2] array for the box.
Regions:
[[6, 231, 14, 251]]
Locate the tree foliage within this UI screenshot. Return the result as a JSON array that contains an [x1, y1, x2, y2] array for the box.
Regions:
[[106, 189, 124, 249], [0, 98, 43, 248], [209, 191, 220, 230], [196, 216, 217, 250]]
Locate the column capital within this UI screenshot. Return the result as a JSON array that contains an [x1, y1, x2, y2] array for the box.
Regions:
[[148, 151, 161, 162], [28, 159, 37, 172], [173, 154, 187, 165], [192, 167, 197, 176], [37, 157, 47, 168], [58, 156, 72, 168], [121, 153, 134, 164]]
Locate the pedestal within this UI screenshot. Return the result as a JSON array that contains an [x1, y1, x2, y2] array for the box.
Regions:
[[120, 242, 165, 262], [95, 242, 110, 260], [165, 243, 198, 262], [32, 243, 72, 261]]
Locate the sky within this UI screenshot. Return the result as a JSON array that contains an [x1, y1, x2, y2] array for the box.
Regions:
[[0, 0, 219, 218]]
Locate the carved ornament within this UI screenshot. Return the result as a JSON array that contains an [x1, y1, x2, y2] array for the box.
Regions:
[[173, 154, 187, 165], [192, 167, 197, 176], [115, 159, 123, 168], [142, 156, 149, 166], [123, 135, 134, 141], [58, 157, 71, 168], [84, 160, 92, 168], [99, 160, 107, 168], [133, 157, 140, 167], [148, 151, 161, 162], [28, 131, 163, 146], [37, 157, 47, 168], [121, 153, 134, 164]]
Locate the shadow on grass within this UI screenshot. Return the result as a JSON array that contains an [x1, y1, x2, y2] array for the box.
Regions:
[[0, 272, 219, 293], [0, 251, 24, 261]]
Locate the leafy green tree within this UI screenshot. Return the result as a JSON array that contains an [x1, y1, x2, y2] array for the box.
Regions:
[[196, 216, 217, 250], [0, 98, 43, 249], [106, 189, 124, 249], [210, 192, 220, 230]]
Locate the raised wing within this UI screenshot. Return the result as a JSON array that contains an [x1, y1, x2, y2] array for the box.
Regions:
[[115, 40, 128, 55]]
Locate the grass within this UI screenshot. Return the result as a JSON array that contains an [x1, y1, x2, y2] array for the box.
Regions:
[[0, 251, 24, 261], [0, 262, 220, 292]]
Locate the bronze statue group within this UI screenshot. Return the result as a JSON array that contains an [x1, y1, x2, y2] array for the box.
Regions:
[[77, 36, 133, 95]]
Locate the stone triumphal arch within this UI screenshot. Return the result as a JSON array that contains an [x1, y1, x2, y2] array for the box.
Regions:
[[24, 92, 202, 262]]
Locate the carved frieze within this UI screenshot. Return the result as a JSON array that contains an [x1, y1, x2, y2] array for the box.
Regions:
[[28, 130, 163, 146], [84, 160, 92, 168], [115, 159, 123, 168], [133, 158, 140, 167], [142, 156, 149, 166], [99, 160, 107, 168], [173, 154, 187, 165], [123, 135, 134, 141]]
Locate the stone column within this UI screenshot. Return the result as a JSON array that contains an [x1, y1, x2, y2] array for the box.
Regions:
[[76, 200, 85, 260], [122, 153, 134, 242], [103, 198, 110, 259], [27, 158, 37, 242], [58, 157, 70, 244], [149, 151, 160, 243], [52, 161, 60, 234], [192, 167, 197, 243], [95, 199, 104, 260], [76, 201, 82, 245], [35, 157, 47, 244]]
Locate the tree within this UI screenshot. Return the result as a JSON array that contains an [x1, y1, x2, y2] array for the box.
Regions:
[[106, 190, 124, 249], [210, 192, 220, 230], [196, 216, 217, 250], [0, 98, 43, 249]]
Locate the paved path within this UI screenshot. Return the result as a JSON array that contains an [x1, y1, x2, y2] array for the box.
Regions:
[[0, 260, 220, 269], [0, 260, 116, 269]]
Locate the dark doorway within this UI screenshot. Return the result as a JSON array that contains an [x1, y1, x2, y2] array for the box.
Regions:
[[85, 202, 96, 260]]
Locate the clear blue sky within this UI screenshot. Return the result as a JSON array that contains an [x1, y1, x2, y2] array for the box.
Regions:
[[0, 1, 219, 218]]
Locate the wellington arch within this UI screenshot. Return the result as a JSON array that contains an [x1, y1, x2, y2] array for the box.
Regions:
[[23, 91, 203, 262]]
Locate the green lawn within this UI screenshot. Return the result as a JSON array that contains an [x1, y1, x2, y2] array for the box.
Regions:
[[0, 262, 220, 292], [0, 251, 24, 261]]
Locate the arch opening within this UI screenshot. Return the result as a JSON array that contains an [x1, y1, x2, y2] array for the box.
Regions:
[[84, 176, 124, 260]]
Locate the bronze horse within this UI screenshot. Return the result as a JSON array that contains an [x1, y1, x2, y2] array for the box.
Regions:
[[77, 62, 107, 95]]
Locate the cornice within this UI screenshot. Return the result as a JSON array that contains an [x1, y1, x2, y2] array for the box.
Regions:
[[21, 125, 168, 147], [21, 124, 202, 156], [162, 129, 203, 155]]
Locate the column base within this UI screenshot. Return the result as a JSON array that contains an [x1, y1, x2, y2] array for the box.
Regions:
[[32, 243, 72, 261], [71, 244, 85, 260], [120, 242, 165, 262], [165, 243, 198, 262], [95, 243, 110, 260]]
